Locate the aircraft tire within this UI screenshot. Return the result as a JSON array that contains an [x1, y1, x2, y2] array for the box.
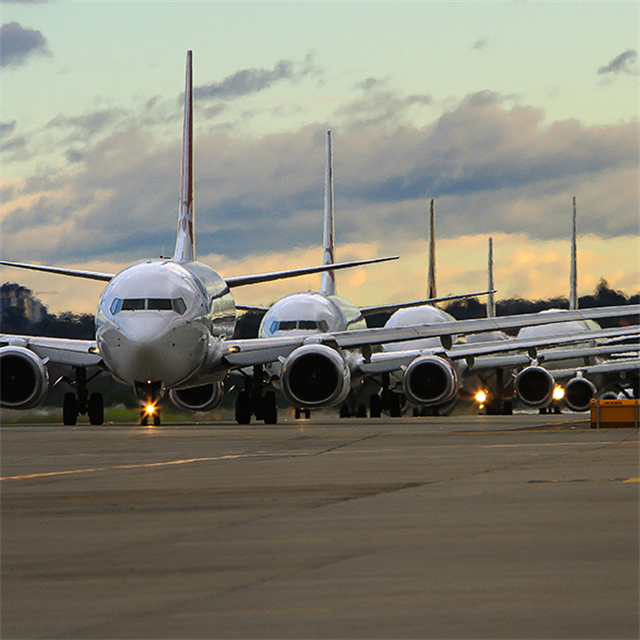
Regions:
[[389, 393, 402, 418], [235, 390, 252, 425], [63, 392, 78, 426], [369, 394, 382, 418], [263, 391, 278, 424], [88, 393, 104, 425]]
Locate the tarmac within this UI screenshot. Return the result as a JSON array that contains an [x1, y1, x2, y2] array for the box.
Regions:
[[1, 413, 638, 639]]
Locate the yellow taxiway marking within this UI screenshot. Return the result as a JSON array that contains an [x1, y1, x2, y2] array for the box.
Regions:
[[622, 478, 640, 483], [0, 451, 299, 481]]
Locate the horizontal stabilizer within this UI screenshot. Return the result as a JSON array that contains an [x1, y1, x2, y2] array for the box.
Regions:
[[0, 260, 114, 282], [224, 255, 398, 289]]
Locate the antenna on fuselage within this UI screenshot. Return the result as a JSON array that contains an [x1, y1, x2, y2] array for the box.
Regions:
[[570, 196, 578, 310], [320, 130, 336, 296], [427, 198, 436, 300], [487, 237, 495, 318], [174, 50, 195, 262]]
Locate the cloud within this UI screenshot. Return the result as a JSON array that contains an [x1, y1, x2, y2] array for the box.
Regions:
[[1, 89, 636, 276], [1, 22, 50, 68], [194, 53, 320, 101], [597, 49, 638, 76]]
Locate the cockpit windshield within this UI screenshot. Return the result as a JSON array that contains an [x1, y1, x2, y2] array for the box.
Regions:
[[110, 298, 187, 315], [269, 319, 329, 333]]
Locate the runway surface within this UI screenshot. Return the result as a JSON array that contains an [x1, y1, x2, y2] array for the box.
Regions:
[[1, 413, 638, 639]]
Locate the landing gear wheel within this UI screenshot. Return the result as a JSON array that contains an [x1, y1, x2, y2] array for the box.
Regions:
[[502, 401, 513, 416], [153, 412, 161, 426], [369, 394, 382, 418], [263, 391, 278, 425], [339, 404, 351, 418], [140, 411, 149, 427], [356, 404, 367, 418], [235, 390, 252, 425], [389, 393, 402, 418], [63, 393, 78, 426], [88, 393, 104, 425]]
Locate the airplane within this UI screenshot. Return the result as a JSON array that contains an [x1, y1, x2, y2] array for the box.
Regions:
[[233, 133, 494, 423], [463, 199, 639, 414], [1, 53, 637, 426]]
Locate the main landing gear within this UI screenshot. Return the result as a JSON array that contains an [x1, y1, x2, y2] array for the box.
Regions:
[[235, 366, 278, 425], [61, 366, 104, 425]]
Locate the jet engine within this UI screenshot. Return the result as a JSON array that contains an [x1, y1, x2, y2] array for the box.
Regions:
[[564, 376, 596, 412], [515, 365, 554, 408], [0, 346, 49, 409], [402, 355, 458, 406], [169, 381, 223, 412], [281, 344, 350, 408]]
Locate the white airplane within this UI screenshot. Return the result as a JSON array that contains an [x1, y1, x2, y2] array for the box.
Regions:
[[1, 53, 637, 426], [235, 133, 493, 423], [463, 200, 639, 413]]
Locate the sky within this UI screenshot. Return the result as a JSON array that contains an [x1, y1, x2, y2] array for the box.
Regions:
[[1, 0, 638, 315]]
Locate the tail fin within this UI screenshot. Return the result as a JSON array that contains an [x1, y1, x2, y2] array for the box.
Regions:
[[487, 237, 495, 318], [569, 196, 578, 310], [427, 199, 436, 299], [320, 130, 336, 296], [174, 50, 195, 262]]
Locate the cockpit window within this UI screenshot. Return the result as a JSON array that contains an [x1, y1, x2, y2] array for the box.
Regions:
[[269, 319, 329, 333], [110, 298, 187, 315]]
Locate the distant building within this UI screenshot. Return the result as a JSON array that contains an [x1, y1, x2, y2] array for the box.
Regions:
[[1, 283, 47, 323]]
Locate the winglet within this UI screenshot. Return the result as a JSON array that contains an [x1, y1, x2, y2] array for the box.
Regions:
[[320, 130, 336, 296], [174, 50, 195, 262]]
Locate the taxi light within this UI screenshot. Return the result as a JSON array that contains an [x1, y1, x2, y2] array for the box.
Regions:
[[145, 404, 156, 415], [553, 385, 565, 401], [475, 390, 487, 404]]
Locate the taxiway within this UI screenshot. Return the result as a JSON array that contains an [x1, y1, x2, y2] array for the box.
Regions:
[[1, 414, 638, 639]]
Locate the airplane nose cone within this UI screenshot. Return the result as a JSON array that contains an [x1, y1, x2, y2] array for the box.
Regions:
[[98, 316, 207, 387]]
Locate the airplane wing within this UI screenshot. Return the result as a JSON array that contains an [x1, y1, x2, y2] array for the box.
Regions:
[[0, 256, 398, 288], [224, 256, 398, 288], [0, 260, 114, 282], [0, 334, 102, 367], [221, 305, 639, 368], [550, 358, 640, 380], [359, 289, 496, 316], [236, 304, 269, 313]]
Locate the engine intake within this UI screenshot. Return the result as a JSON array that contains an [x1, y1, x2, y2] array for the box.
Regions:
[[565, 376, 596, 412], [0, 346, 49, 409], [515, 365, 554, 408], [281, 344, 350, 408], [402, 355, 458, 406], [169, 381, 223, 412]]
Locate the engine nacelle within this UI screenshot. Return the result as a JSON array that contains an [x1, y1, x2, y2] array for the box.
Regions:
[[0, 346, 49, 409], [168, 381, 223, 412], [281, 344, 350, 408], [402, 355, 458, 406], [565, 376, 596, 412], [515, 365, 554, 408]]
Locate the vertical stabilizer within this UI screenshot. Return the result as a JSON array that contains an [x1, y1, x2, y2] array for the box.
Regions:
[[427, 199, 437, 299], [320, 130, 336, 296], [570, 196, 578, 310], [174, 50, 195, 262], [487, 237, 495, 318]]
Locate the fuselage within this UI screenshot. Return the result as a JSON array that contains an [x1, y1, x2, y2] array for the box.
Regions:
[[259, 292, 366, 338], [96, 259, 235, 395]]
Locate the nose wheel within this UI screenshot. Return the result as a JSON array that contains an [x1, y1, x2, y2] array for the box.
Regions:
[[141, 408, 161, 426]]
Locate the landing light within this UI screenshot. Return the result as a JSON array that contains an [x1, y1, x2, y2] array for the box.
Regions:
[[475, 390, 487, 404], [145, 404, 156, 415], [553, 385, 565, 401]]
